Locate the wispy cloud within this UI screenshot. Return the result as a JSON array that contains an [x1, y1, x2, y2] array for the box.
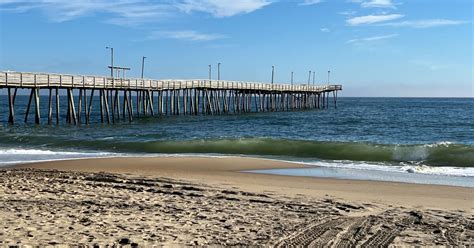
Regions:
[[320, 27, 330, 32], [0, 0, 272, 24], [346, 14, 403, 26], [0, 1, 42, 13], [361, 0, 396, 8], [346, 33, 398, 43], [177, 0, 271, 17], [147, 30, 226, 42], [1, 0, 274, 43], [0, 0, 174, 24], [299, 0, 323, 6], [380, 19, 467, 28], [348, 0, 397, 8]]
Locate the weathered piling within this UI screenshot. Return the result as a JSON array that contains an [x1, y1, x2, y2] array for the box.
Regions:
[[0, 71, 342, 125]]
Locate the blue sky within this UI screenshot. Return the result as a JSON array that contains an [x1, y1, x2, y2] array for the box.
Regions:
[[0, 0, 472, 97]]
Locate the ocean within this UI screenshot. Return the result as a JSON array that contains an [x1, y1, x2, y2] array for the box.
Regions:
[[1, 96, 473, 187]]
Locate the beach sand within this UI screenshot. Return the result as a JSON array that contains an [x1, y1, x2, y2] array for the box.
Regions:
[[1, 156, 473, 246]]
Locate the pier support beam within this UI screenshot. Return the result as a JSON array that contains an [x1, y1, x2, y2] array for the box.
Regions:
[[68, 89, 77, 125], [34, 88, 40, 124], [87, 89, 95, 124], [48, 89, 53, 124], [7, 88, 16, 124], [55, 88, 60, 124], [24, 89, 34, 123]]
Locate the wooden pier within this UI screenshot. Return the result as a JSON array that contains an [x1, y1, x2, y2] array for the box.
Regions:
[[0, 71, 342, 125]]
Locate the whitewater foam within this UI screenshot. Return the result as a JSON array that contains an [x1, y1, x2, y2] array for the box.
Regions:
[[0, 148, 238, 167], [1, 147, 472, 182], [0, 149, 106, 155], [0, 148, 117, 166], [282, 159, 474, 177]]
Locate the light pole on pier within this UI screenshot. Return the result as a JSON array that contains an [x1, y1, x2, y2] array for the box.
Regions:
[[208, 64, 212, 81], [291, 71, 294, 85], [141, 56, 147, 79], [106, 46, 114, 84], [218, 62, 221, 81], [307, 70, 311, 85], [271, 66, 275, 85], [328, 70, 331, 85]]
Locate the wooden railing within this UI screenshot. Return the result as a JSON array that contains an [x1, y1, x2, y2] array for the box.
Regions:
[[0, 71, 342, 92]]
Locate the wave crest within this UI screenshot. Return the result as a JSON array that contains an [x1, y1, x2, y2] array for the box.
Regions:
[[127, 138, 473, 167], [1, 138, 472, 167]]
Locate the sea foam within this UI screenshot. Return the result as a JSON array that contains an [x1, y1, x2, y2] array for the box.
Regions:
[[0, 148, 116, 166], [289, 159, 474, 177]]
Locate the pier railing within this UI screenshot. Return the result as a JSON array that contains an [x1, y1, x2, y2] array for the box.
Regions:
[[0, 71, 342, 92]]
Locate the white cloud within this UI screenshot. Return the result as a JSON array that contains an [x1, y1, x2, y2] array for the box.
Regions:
[[0, 0, 174, 24], [1, 0, 274, 43], [380, 19, 467, 28], [299, 0, 323, 6], [0, 1, 41, 13], [347, 0, 397, 8], [320, 27, 330, 32], [177, 0, 271, 17], [0, 0, 272, 24], [346, 33, 398, 43], [361, 0, 395, 8], [346, 14, 403, 26], [147, 30, 226, 42]]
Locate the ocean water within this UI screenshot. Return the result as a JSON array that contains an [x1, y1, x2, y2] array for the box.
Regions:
[[0, 96, 473, 186]]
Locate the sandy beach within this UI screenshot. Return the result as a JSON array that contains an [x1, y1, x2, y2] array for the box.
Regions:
[[2, 0, 473, 246], [1, 156, 473, 246]]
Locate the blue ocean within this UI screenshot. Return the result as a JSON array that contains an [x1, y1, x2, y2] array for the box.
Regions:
[[1, 96, 473, 186]]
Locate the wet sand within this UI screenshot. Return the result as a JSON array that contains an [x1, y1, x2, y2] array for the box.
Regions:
[[1, 156, 472, 246]]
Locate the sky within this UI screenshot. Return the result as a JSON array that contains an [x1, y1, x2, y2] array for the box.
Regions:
[[0, 0, 472, 97]]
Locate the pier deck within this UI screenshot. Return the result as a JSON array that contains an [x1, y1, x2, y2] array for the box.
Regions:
[[0, 71, 342, 125]]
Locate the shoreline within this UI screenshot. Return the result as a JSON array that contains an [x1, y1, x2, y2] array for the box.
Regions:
[[3, 151, 473, 179], [2, 155, 472, 246], [10, 156, 473, 211]]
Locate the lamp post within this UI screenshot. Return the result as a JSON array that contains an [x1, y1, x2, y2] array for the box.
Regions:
[[271, 66, 275, 85], [217, 62, 221, 81], [291, 71, 294, 85], [307, 70, 311, 85], [141, 56, 147, 79], [105, 46, 114, 85], [208, 64, 212, 81], [328, 70, 331, 85]]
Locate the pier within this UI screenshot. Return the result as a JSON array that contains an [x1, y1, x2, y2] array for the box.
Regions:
[[0, 71, 342, 125]]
